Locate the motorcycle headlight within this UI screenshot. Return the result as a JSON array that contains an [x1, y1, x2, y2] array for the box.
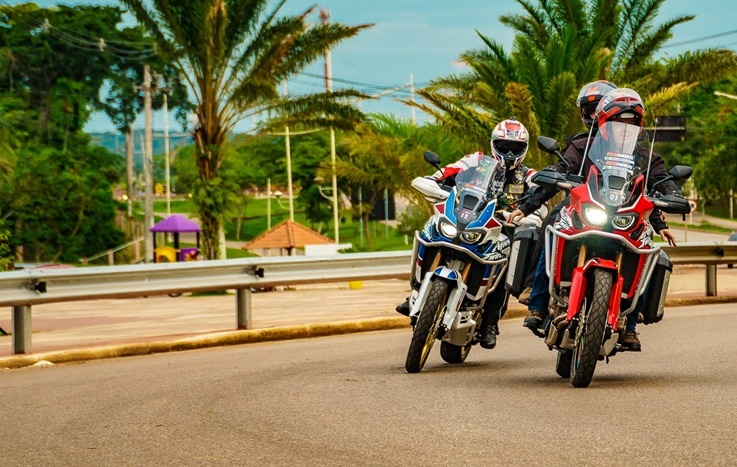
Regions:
[[611, 214, 637, 230], [438, 221, 458, 238], [583, 206, 608, 226], [460, 231, 483, 244]]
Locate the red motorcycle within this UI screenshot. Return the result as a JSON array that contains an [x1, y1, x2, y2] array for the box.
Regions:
[[529, 121, 692, 387]]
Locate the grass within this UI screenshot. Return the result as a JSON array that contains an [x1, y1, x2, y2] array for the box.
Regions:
[[666, 221, 733, 234], [153, 199, 196, 215], [153, 195, 412, 252]]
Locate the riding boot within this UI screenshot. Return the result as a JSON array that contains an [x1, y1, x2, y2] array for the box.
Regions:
[[395, 297, 410, 316], [480, 318, 499, 349]]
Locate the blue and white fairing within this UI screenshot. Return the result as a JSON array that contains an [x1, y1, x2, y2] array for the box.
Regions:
[[420, 156, 508, 258]]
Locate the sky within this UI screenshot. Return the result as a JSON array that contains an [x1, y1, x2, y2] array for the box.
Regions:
[[28, 0, 737, 134]]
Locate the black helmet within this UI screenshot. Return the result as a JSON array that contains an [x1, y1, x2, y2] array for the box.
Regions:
[[576, 80, 618, 129]]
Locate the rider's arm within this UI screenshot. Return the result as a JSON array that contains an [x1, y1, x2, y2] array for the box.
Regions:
[[434, 152, 483, 181], [646, 152, 682, 196], [649, 209, 668, 232], [516, 144, 584, 216]]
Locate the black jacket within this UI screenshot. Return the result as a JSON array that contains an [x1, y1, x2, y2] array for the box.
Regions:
[[518, 136, 682, 232]]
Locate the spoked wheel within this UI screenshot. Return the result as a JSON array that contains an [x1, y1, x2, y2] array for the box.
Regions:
[[440, 341, 473, 364], [555, 350, 572, 378], [405, 280, 449, 373], [570, 268, 611, 388]]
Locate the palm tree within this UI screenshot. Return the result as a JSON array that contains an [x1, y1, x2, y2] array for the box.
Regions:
[[120, 0, 371, 258], [413, 0, 737, 168], [333, 114, 465, 244]]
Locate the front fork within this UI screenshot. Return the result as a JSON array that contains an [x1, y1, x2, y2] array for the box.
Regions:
[[550, 248, 625, 352], [409, 255, 473, 332]]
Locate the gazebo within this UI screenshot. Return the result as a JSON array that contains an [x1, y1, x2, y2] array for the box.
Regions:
[[244, 220, 335, 256], [151, 214, 202, 262]]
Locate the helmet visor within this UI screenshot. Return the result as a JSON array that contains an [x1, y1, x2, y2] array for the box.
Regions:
[[493, 140, 527, 156], [581, 102, 598, 119]]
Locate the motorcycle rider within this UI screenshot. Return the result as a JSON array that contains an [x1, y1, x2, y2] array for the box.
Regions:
[[517, 80, 619, 305], [396, 118, 548, 350], [508, 88, 682, 351]]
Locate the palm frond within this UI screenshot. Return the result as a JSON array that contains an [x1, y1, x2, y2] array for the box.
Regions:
[[643, 82, 697, 125]]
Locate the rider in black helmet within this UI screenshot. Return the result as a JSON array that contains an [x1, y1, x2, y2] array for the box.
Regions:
[[517, 80, 618, 305]]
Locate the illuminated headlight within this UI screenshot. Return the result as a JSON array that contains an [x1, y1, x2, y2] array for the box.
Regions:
[[583, 206, 608, 226], [438, 221, 458, 238], [611, 214, 637, 230], [460, 231, 483, 244]]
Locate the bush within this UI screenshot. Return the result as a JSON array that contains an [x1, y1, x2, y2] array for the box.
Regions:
[[397, 206, 427, 236]]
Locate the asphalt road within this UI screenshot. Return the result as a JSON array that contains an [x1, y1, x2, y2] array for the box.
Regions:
[[2, 303, 736, 466]]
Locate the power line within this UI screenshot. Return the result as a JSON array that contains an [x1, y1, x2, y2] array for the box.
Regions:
[[663, 29, 737, 48], [298, 71, 429, 93], [0, 2, 157, 59]]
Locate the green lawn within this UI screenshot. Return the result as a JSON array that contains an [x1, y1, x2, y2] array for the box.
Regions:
[[153, 196, 412, 251]]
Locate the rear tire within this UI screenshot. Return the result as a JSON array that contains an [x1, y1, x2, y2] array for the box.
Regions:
[[405, 280, 449, 373], [570, 268, 611, 388], [440, 341, 473, 364]]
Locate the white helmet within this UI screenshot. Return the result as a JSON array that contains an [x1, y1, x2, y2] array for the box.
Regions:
[[491, 118, 529, 170]]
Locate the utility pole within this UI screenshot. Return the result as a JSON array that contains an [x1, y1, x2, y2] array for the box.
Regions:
[[283, 81, 294, 221], [163, 91, 171, 216], [162, 87, 171, 217], [142, 65, 154, 263], [321, 8, 340, 244], [267, 178, 272, 230], [125, 122, 134, 219]]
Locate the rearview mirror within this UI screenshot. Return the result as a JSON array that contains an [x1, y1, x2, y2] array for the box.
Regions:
[[537, 136, 560, 155], [668, 165, 693, 184], [423, 151, 442, 168]]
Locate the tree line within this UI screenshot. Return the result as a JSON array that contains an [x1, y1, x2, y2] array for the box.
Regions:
[[1, 0, 736, 268]]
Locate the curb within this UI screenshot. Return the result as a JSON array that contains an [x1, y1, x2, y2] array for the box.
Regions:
[[2, 295, 736, 370], [0, 317, 410, 370]]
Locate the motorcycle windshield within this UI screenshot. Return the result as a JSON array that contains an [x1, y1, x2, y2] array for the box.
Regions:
[[585, 121, 649, 207], [453, 156, 504, 224]]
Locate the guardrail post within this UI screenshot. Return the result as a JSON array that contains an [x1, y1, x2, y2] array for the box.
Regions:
[[706, 264, 717, 297], [236, 288, 252, 330], [12, 305, 31, 354]]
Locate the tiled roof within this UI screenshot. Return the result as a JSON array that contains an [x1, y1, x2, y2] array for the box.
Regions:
[[244, 220, 334, 250]]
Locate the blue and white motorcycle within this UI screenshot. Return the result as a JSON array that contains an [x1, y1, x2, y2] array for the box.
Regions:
[[405, 151, 513, 373]]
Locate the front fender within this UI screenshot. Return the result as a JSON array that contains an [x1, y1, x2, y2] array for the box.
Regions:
[[566, 259, 619, 321], [410, 267, 467, 329]]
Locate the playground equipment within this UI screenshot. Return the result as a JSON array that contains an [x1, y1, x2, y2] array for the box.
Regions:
[[151, 214, 202, 263]]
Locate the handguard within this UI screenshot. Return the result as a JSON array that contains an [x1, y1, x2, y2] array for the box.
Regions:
[[411, 177, 449, 202]]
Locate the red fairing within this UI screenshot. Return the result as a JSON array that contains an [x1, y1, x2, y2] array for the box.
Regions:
[[485, 217, 501, 228], [435, 202, 445, 215]]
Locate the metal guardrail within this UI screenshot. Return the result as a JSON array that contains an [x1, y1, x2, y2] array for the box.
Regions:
[[2, 244, 736, 355], [1, 251, 411, 354], [662, 242, 737, 264]]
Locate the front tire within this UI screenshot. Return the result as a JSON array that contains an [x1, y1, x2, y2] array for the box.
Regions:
[[440, 341, 473, 364], [570, 268, 611, 388], [405, 280, 449, 373]]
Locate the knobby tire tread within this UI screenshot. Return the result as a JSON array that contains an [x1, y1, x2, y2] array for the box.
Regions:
[[570, 268, 611, 388], [405, 280, 448, 373]]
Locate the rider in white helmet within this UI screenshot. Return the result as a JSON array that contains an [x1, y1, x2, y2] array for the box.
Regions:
[[396, 118, 547, 350]]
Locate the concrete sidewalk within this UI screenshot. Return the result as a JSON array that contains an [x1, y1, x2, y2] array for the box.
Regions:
[[2, 265, 737, 368]]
